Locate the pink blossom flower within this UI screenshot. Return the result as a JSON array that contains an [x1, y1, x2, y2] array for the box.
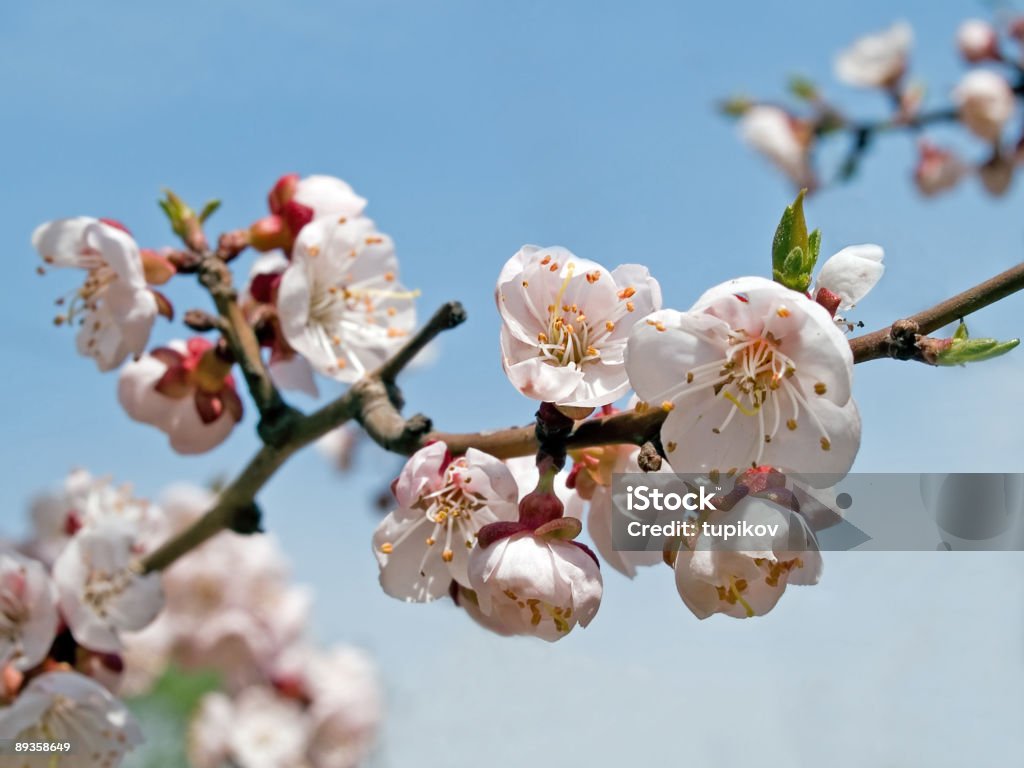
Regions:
[[32, 217, 160, 371], [953, 70, 1015, 141], [52, 522, 164, 653], [738, 106, 816, 190], [957, 19, 999, 63], [0, 551, 58, 672], [625, 276, 860, 484], [118, 338, 243, 455], [277, 216, 417, 382], [674, 495, 822, 619], [467, 530, 603, 641], [496, 245, 661, 406], [0, 671, 143, 767], [373, 442, 519, 602], [834, 22, 912, 88]]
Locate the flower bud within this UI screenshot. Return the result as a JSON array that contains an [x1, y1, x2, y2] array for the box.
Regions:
[[953, 70, 1015, 142], [957, 19, 999, 63], [914, 141, 967, 197]]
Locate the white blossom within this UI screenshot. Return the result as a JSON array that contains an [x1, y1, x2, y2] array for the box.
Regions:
[[467, 530, 602, 641], [834, 21, 912, 88], [625, 276, 860, 484], [496, 245, 661, 406], [0, 551, 58, 671], [953, 69, 1015, 141], [0, 671, 143, 767], [32, 218, 158, 372], [277, 217, 417, 382], [738, 106, 816, 189], [52, 522, 164, 653], [373, 442, 519, 602], [815, 244, 885, 312], [957, 19, 999, 62]]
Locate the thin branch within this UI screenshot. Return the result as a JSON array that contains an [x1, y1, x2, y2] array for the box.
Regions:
[[850, 260, 1024, 362]]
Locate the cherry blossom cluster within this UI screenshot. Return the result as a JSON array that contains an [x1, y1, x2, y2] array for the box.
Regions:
[[725, 17, 1024, 196], [0, 472, 382, 767]]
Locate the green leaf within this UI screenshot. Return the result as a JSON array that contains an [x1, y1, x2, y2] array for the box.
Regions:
[[772, 189, 816, 292], [788, 75, 819, 101], [198, 199, 221, 224], [936, 336, 1020, 366], [953, 320, 969, 341]]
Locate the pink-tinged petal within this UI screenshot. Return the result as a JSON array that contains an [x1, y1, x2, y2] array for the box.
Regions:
[[31, 217, 98, 269], [501, 329, 583, 402], [392, 442, 449, 508], [84, 220, 146, 289], [269, 354, 319, 397], [816, 244, 885, 310], [372, 514, 452, 602], [625, 309, 728, 401]]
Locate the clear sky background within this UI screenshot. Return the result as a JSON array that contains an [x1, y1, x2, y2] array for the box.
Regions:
[[2, 1, 1023, 766]]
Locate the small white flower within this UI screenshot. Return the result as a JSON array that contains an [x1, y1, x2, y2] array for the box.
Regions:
[[0, 671, 143, 767], [0, 551, 58, 671], [738, 106, 816, 189], [373, 442, 519, 602], [957, 19, 999, 62], [674, 495, 822, 619], [32, 218, 159, 372], [118, 338, 243, 455], [189, 686, 310, 768], [625, 276, 861, 484], [496, 245, 661, 407], [953, 69, 1015, 141], [277, 216, 417, 382], [815, 244, 885, 312], [834, 21, 912, 88], [467, 531, 603, 641], [52, 522, 164, 653]]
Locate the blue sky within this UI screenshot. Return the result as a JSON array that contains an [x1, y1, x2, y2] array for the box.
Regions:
[[2, 1, 1023, 766]]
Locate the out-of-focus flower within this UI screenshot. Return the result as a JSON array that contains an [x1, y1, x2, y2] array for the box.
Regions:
[[979, 152, 1015, 196], [0, 551, 58, 671], [0, 671, 143, 767], [189, 686, 310, 768], [957, 19, 1000, 63], [914, 141, 968, 197], [674, 495, 822, 619], [250, 173, 369, 253], [814, 244, 885, 313], [625, 276, 860, 484], [277, 217, 417, 382], [373, 442, 519, 602], [118, 338, 243, 455], [834, 21, 912, 89], [273, 645, 382, 768], [738, 106, 817, 190], [32, 218, 160, 371], [26, 469, 162, 565], [495, 245, 661, 406], [953, 70, 1015, 141], [467, 530, 602, 641], [52, 522, 164, 653]]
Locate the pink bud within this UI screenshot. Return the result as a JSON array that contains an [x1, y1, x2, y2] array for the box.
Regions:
[[268, 173, 300, 214], [814, 286, 842, 317]]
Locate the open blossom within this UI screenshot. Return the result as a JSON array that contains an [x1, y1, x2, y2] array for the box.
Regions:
[[118, 338, 243, 454], [814, 244, 885, 314], [189, 686, 310, 768], [467, 530, 602, 641], [277, 216, 417, 382], [26, 469, 162, 565], [674, 495, 822, 619], [914, 141, 968, 197], [0, 552, 58, 671], [373, 442, 519, 602], [32, 217, 159, 371], [0, 671, 143, 767], [625, 277, 860, 484], [52, 522, 164, 653], [496, 245, 661, 406], [953, 70, 1015, 141], [834, 21, 912, 88], [738, 106, 816, 190], [957, 19, 999, 62], [250, 173, 369, 252]]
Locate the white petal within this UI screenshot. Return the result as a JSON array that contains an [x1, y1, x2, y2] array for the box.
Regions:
[[816, 244, 885, 310]]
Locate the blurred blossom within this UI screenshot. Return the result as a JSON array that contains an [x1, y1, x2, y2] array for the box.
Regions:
[[834, 21, 912, 89], [953, 69, 1015, 142], [738, 106, 816, 190], [957, 19, 999, 63], [914, 141, 968, 197], [0, 550, 58, 672]]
